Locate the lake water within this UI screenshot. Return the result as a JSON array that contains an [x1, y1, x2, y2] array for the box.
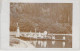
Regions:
[[10, 34, 72, 48], [24, 39, 72, 48]]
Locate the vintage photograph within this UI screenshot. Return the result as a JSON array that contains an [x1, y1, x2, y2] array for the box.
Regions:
[[10, 3, 72, 48]]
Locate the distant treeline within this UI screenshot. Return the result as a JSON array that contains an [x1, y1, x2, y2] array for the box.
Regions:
[[10, 3, 72, 34]]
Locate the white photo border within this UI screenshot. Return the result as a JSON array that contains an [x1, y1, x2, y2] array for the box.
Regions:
[[1, 0, 80, 50]]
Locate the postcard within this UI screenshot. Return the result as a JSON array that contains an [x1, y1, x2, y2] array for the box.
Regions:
[[0, 0, 80, 50]]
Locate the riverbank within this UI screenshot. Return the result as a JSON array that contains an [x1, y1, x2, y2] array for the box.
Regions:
[[10, 36, 35, 48]]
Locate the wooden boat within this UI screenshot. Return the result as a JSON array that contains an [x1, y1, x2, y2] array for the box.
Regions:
[[16, 36, 66, 41]]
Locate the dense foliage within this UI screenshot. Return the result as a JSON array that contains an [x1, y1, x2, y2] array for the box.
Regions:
[[10, 3, 72, 34]]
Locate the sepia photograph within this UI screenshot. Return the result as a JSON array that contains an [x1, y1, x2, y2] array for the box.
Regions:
[[10, 3, 72, 48]]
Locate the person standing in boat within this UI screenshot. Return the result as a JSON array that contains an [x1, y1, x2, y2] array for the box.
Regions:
[[16, 22, 20, 37], [44, 31, 47, 38]]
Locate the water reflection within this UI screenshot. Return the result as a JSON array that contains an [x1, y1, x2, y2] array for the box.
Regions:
[[62, 41, 65, 48], [26, 40, 69, 48], [33, 41, 37, 46], [52, 41, 55, 45], [38, 41, 40, 45], [43, 41, 47, 47], [41, 41, 43, 47]]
